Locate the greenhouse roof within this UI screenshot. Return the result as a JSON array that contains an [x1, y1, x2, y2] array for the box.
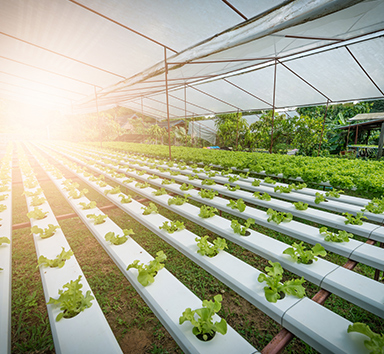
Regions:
[[1, 0, 384, 117]]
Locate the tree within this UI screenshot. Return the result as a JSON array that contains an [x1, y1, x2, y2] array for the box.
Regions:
[[215, 112, 248, 150]]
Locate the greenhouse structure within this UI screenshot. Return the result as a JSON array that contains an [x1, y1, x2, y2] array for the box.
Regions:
[[0, 1, 384, 354]]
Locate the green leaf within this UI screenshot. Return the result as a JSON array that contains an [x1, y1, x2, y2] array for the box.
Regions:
[[0, 237, 10, 246], [347, 323, 384, 354]]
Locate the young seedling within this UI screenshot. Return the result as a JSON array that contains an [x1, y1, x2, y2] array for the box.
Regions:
[[152, 188, 167, 196], [141, 203, 158, 215], [96, 180, 107, 187], [201, 179, 216, 186], [283, 242, 326, 264], [253, 192, 271, 201], [170, 170, 180, 176], [0, 237, 10, 246], [180, 183, 194, 191], [27, 207, 48, 220], [195, 236, 227, 257], [188, 174, 199, 180], [127, 251, 167, 287], [258, 261, 306, 303], [118, 194, 132, 203], [79, 201, 97, 210], [274, 185, 293, 193], [252, 179, 261, 187], [362, 198, 384, 214], [347, 323, 384, 353], [319, 227, 353, 242], [290, 183, 307, 190], [159, 220, 185, 234], [135, 181, 150, 189], [31, 224, 60, 239], [227, 175, 239, 183], [343, 212, 367, 225], [86, 214, 108, 225], [137, 170, 146, 176], [47, 275, 94, 321], [68, 188, 88, 199], [224, 183, 240, 192], [293, 202, 309, 210], [325, 189, 344, 198], [231, 218, 255, 236], [123, 177, 135, 184], [264, 177, 276, 184], [162, 178, 175, 185], [314, 192, 327, 204], [239, 172, 249, 178], [168, 194, 190, 206], [220, 168, 233, 176], [198, 205, 218, 218], [104, 185, 121, 195], [37, 247, 74, 269], [227, 199, 246, 212], [179, 294, 227, 341], [198, 189, 218, 199], [30, 196, 46, 207], [105, 229, 134, 245], [147, 174, 159, 180], [206, 171, 217, 178], [0, 185, 10, 192], [266, 209, 293, 224], [22, 188, 43, 197]]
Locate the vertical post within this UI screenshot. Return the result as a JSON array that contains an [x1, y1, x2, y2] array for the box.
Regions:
[[94, 86, 101, 147], [141, 96, 144, 119], [269, 59, 277, 154], [164, 48, 172, 159], [317, 100, 329, 156], [346, 126, 351, 149], [236, 109, 239, 150], [377, 122, 384, 160], [354, 125, 359, 144]]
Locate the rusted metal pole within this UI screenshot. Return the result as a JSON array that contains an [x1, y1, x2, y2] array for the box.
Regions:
[[318, 100, 329, 156], [269, 59, 277, 154], [236, 109, 240, 150], [164, 48, 172, 159], [346, 126, 351, 149], [355, 125, 359, 144]]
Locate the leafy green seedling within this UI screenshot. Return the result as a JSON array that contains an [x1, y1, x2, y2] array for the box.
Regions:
[[203, 166, 211, 172], [224, 183, 240, 192], [86, 214, 108, 225], [137, 170, 146, 176], [79, 201, 97, 210], [220, 168, 233, 176], [198, 205, 218, 218], [170, 170, 180, 176], [274, 185, 293, 193], [152, 188, 167, 196], [343, 212, 367, 225], [0, 194, 8, 201], [227, 199, 246, 212], [135, 181, 150, 189], [264, 177, 276, 184], [104, 185, 121, 195], [283, 242, 326, 264], [319, 227, 353, 242], [325, 189, 344, 198], [228, 175, 239, 183], [105, 229, 134, 245], [314, 192, 327, 204], [30, 196, 46, 207], [362, 198, 384, 214], [0, 185, 10, 192], [290, 183, 307, 190], [24, 179, 38, 189], [195, 236, 227, 257], [27, 207, 48, 220], [159, 220, 185, 234], [252, 179, 261, 187], [347, 322, 384, 354], [96, 180, 107, 187], [142, 203, 158, 215], [0, 237, 10, 246], [22, 188, 43, 197], [201, 179, 216, 186], [168, 194, 190, 206], [188, 174, 199, 180], [118, 194, 132, 203], [206, 171, 216, 178], [47, 275, 94, 321], [127, 251, 167, 287], [253, 192, 271, 201], [123, 177, 135, 184], [37, 247, 74, 269], [68, 188, 88, 199], [162, 178, 175, 185], [239, 172, 249, 178], [199, 189, 218, 199], [31, 224, 60, 239], [258, 261, 306, 303], [179, 294, 227, 341], [231, 218, 254, 236], [266, 209, 293, 224], [180, 183, 194, 191], [293, 202, 308, 210], [147, 174, 159, 180]]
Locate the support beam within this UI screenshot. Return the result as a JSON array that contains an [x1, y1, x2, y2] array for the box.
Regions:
[[318, 100, 329, 156], [164, 48, 172, 159], [94, 86, 102, 148], [377, 122, 384, 160], [269, 59, 277, 154]]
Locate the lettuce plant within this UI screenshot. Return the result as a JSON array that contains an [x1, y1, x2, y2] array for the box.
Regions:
[[362, 198, 384, 214], [68, 188, 88, 199], [228, 175, 239, 183], [104, 186, 121, 195], [123, 177, 135, 184], [135, 182, 150, 189], [31, 224, 60, 239], [224, 183, 240, 192], [343, 212, 367, 225], [227, 199, 246, 212], [195, 236, 227, 257], [314, 192, 327, 204], [141, 203, 158, 215], [159, 220, 185, 234], [347, 323, 384, 354], [188, 174, 199, 180], [148, 174, 159, 180], [37, 247, 74, 268], [162, 178, 175, 185], [231, 218, 254, 236], [30, 196, 46, 207], [105, 229, 134, 245], [274, 185, 293, 193], [198, 205, 218, 218], [252, 179, 261, 187], [179, 294, 227, 341], [0, 237, 10, 246], [79, 201, 97, 210], [293, 202, 308, 210], [168, 194, 190, 206], [283, 242, 326, 264], [198, 189, 218, 199], [253, 192, 271, 201], [264, 177, 276, 184], [290, 183, 307, 190], [266, 209, 293, 224], [239, 172, 249, 178], [152, 188, 167, 196], [127, 251, 167, 287], [180, 183, 194, 191], [86, 214, 107, 225], [27, 207, 48, 220], [258, 261, 306, 303], [47, 275, 94, 321], [201, 179, 216, 186], [319, 227, 353, 242], [325, 189, 344, 198]]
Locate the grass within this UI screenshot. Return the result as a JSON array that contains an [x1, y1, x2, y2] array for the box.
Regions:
[[8, 143, 384, 354]]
